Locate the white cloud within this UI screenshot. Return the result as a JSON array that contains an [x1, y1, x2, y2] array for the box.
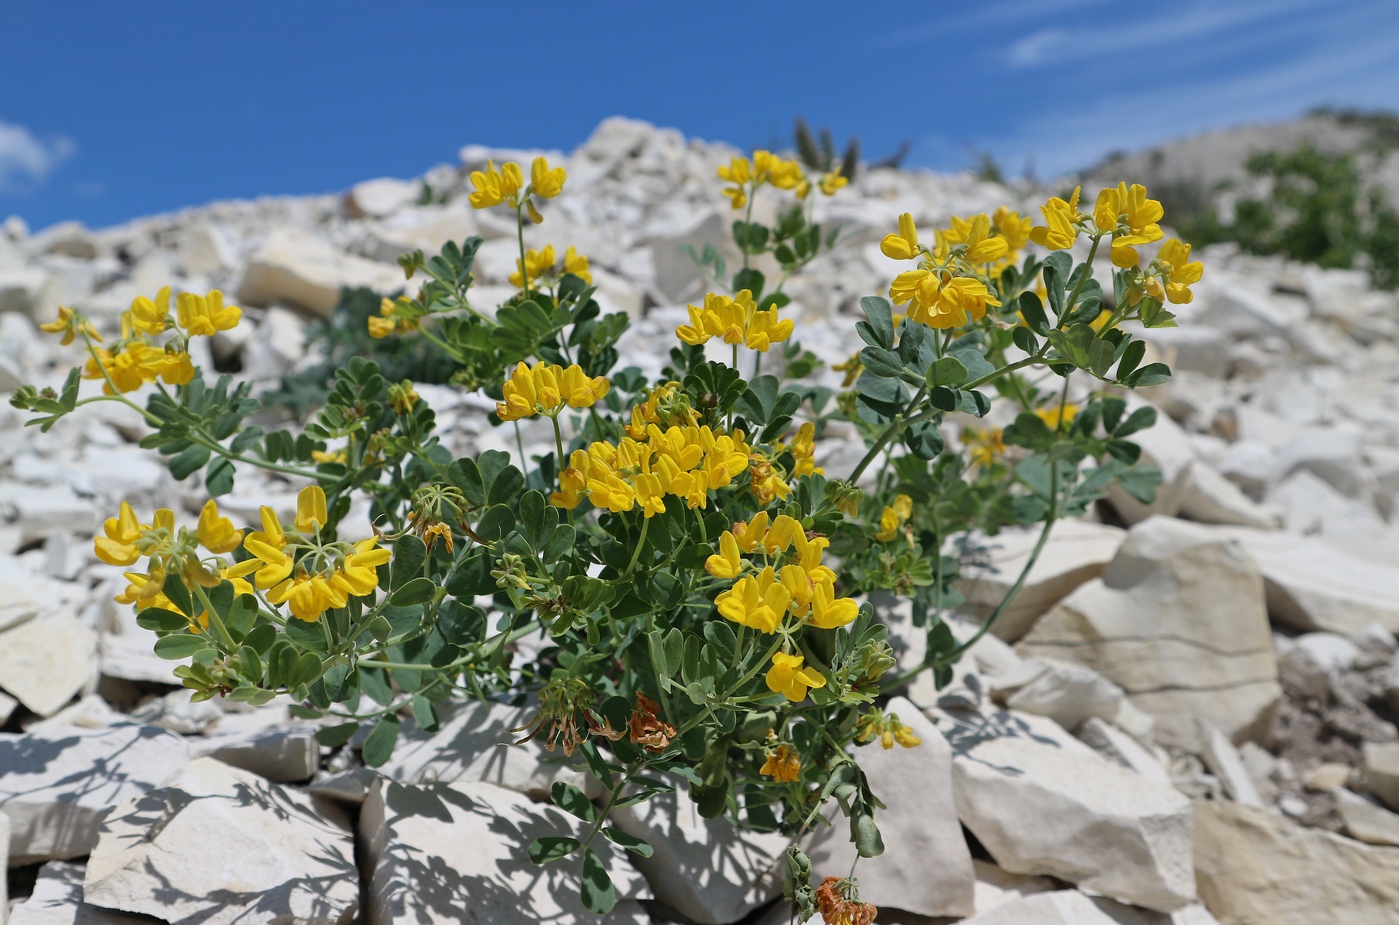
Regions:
[[0, 118, 74, 191]]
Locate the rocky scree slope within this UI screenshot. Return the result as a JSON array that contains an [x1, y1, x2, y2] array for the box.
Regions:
[[0, 117, 1398, 924]]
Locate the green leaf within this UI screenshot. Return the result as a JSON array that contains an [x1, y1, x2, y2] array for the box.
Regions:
[[411, 694, 439, 734], [315, 722, 359, 748], [930, 356, 968, 387], [362, 715, 400, 767], [205, 457, 235, 497], [1124, 363, 1172, 388], [858, 346, 902, 379], [1115, 339, 1146, 382], [857, 296, 894, 350], [732, 267, 765, 298], [225, 594, 258, 641], [947, 342, 994, 383], [579, 848, 616, 915], [528, 837, 581, 865], [1018, 291, 1050, 335], [550, 781, 596, 823], [487, 465, 525, 507], [602, 828, 654, 858], [168, 444, 211, 480], [136, 608, 190, 633], [390, 577, 437, 606], [1114, 406, 1157, 438], [284, 616, 328, 654], [153, 634, 206, 659], [390, 535, 427, 590], [476, 505, 515, 542], [447, 457, 486, 506]]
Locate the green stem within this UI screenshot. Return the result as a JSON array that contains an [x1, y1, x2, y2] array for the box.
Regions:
[[190, 582, 237, 651], [516, 201, 531, 299], [625, 517, 651, 574], [550, 414, 566, 488]]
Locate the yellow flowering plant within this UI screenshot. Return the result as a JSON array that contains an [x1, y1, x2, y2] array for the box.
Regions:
[[13, 150, 1193, 917]]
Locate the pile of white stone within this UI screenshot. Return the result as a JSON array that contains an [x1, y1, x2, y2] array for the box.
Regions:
[[2, 117, 1399, 925]]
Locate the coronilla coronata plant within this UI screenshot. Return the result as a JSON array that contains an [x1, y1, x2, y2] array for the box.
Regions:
[[13, 147, 1188, 919]]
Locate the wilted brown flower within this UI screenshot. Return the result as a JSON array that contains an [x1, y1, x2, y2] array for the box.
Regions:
[[814, 876, 877, 925], [628, 692, 675, 752]]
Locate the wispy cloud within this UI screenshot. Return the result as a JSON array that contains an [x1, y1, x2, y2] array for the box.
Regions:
[[0, 118, 73, 191]]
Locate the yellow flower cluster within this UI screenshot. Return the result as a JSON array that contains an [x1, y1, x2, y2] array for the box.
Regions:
[[495, 361, 611, 422], [368, 297, 419, 339], [509, 244, 592, 289], [551, 423, 751, 517], [716, 150, 846, 209], [961, 427, 1007, 469], [675, 289, 794, 352], [224, 486, 391, 622], [1029, 183, 1203, 303], [759, 741, 802, 781], [43, 287, 241, 395], [706, 511, 859, 640], [468, 156, 567, 221], [874, 494, 912, 542], [855, 708, 923, 749], [880, 213, 1006, 330]]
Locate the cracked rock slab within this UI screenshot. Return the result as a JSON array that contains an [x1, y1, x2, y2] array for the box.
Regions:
[[359, 778, 649, 925], [938, 705, 1196, 913], [83, 757, 359, 925], [0, 722, 189, 864], [1018, 516, 1280, 748]]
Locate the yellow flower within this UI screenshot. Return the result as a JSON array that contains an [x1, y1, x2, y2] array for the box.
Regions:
[[993, 206, 1033, 255], [731, 511, 770, 553], [716, 566, 791, 634], [874, 494, 912, 542], [295, 485, 328, 535], [765, 651, 826, 702], [960, 213, 1010, 264], [311, 449, 347, 464], [880, 212, 920, 261], [95, 500, 146, 567], [899, 274, 1001, 330], [808, 575, 858, 629], [367, 315, 396, 338], [196, 499, 243, 554], [768, 158, 804, 191], [1029, 187, 1083, 251], [269, 573, 347, 623], [1036, 403, 1078, 430], [510, 245, 557, 289], [333, 538, 391, 597], [497, 361, 610, 421], [1095, 182, 1164, 267], [225, 505, 293, 589], [1157, 238, 1204, 304], [819, 168, 847, 196], [176, 290, 242, 337], [963, 427, 1006, 468], [39, 305, 103, 346], [467, 159, 523, 209], [530, 156, 566, 199], [760, 743, 801, 782], [674, 290, 792, 353], [563, 246, 592, 284], [129, 287, 171, 335], [705, 530, 745, 579]]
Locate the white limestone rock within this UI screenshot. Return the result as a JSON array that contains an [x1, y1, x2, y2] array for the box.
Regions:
[[804, 697, 975, 919], [958, 519, 1126, 643], [1219, 526, 1399, 634], [1177, 461, 1280, 530], [346, 177, 421, 219], [1337, 788, 1399, 846], [376, 698, 588, 797], [8, 862, 150, 925], [1105, 405, 1195, 525], [188, 726, 321, 782], [1017, 517, 1280, 748], [1196, 720, 1263, 807], [0, 613, 97, 717], [84, 757, 359, 925], [970, 859, 1056, 915], [992, 657, 1153, 739], [0, 723, 188, 863], [1195, 800, 1399, 925], [359, 778, 650, 925], [610, 785, 787, 924], [1076, 717, 1173, 785], [236, 228, 403, 318], [957, 889, 1170, 924], [1364, 742, 1399, 811], [939, 706, 1196, 913]]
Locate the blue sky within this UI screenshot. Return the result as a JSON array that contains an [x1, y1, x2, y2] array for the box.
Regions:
[[2, 0, 1397, 231]]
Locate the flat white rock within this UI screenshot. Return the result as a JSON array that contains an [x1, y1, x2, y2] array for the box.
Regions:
[[9, 862, 149, 925], [84, 757, 359, 925], [0, 723, 188, 864], [939, 705, 1196, 913], [1018, 516, 1280, 748], [0, 613, 97, 716], [359, 778, 650, 925]]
